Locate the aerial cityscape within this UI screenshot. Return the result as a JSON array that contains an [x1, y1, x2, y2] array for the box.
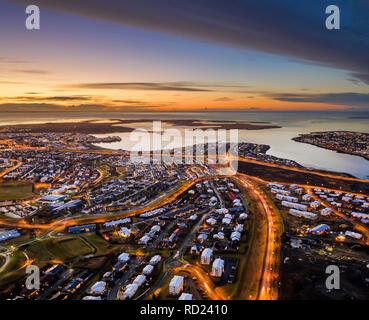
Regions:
[[0, 0, 369, 304]]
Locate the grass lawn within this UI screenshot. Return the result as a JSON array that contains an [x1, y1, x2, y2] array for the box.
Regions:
[[82, 233, 120, 255], [26, 237, 94, 264], [0, 181, 36, 201]]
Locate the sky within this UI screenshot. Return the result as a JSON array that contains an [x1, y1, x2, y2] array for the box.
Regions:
[[0, 0, 368, 112]]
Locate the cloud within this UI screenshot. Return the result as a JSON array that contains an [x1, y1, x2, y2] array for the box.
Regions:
[[69, 82, 214, 92], [0, 103, 160, 112], [0, 95, 91, 102], [112, 99, 146, 104], [42, 96, 90, 101], [11, 0, 369, 84], [266, 92, 369, 108], [0, 57, 30, 64], [349, 73, 369, 86], [0, 81, 24, 85], [16, 69, 51, 75], [214, 97, 233, 102]]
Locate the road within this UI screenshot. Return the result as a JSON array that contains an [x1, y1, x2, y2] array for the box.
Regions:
[[235, 174, 280, 300], [174, 264, 228, 300]]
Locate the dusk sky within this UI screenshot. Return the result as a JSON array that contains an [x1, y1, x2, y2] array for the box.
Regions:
[[0, 0, 368, 111]]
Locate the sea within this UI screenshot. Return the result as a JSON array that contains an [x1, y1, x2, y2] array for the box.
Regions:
[[0, 110, 368, 179]]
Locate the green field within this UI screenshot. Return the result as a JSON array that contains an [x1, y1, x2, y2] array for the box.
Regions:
[[82, 233, 120, 255], [0, 181, 35, 201], [26, 237, 94, 263]]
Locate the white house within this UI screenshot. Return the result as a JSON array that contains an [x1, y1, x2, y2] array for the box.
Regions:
[[206, 218, 217, 225], [150, 255, 162, 265], [123, 284, 139, 299], [143, 265, 154, 275], [201, 248, 213, 265], [178, 293, 193, 300], [169, 275, 184, 296], [90, 281, 107, 295], [133, 274, 146, 287], [345, 230, 362, 240], [118, 253, 130, 263], [151, 225, 161, 233], [321, 207, 332, 216], [310, 201, 321, 209], [118, 227, 131, 238], [234, 224, 243, 233], [231, 231, 241, 242], [211, 258, 224, 277], [139, 235, 151, 245]]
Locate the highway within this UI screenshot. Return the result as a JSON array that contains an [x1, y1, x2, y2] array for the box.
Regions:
[[234, 174, 280, 300]]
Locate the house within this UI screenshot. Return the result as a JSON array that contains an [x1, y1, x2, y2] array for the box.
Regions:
[[231, 231, 241, 242], [118, 227, 131, 238], [82, 296, 101, 300], [206, 218, 217, 225], [309, 224, 330, 235], [321, 208, 332, 216], [90, 281, 107, 295], [211, 258, 224, 277], [118, 253, 130, 263], [345, 231, 362, 240], [190, 245, 199, 255], [178, 293, 193, 300], [139, 235, 151, 245], [169, 276, 184, 296], [310, 201, 321, 209], [133, 274, 146, 287], [123, 284, 139, 299], [201, 248, 213, 265], [234, 224, 243, 233], [150, 255, 161, 265], [197, 233, 208, 242], [142, 265, 154, 275], [302, 194, 311, 201]]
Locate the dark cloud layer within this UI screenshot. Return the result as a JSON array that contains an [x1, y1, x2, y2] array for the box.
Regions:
[[267, 92, 369, 108], [13, 0, 369, 84]]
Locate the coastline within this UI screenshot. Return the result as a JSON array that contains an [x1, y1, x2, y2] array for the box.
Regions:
[[292, 136, 369, 162], [0, 119, 281, 134]]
